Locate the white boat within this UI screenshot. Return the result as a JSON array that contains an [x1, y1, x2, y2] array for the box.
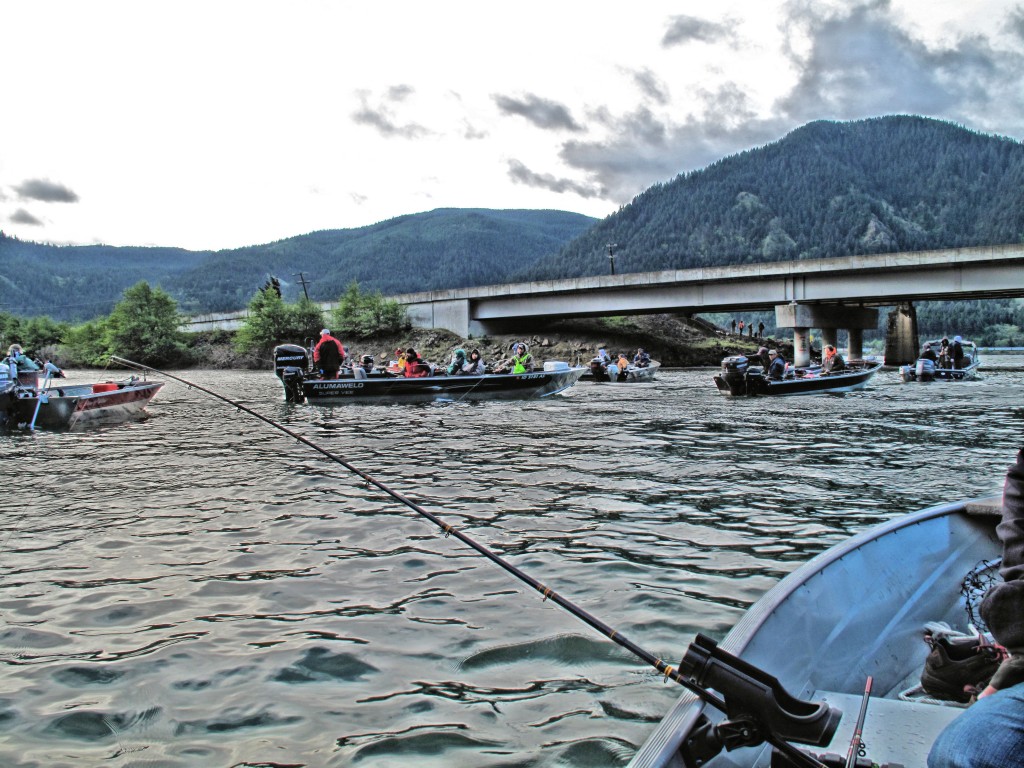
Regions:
[[900, 339, 981, 382], [628, 496, 1001, 768]]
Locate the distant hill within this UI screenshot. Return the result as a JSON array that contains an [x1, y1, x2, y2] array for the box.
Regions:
[[523, 115, 1024, 279], [0, 209, 597, 321]]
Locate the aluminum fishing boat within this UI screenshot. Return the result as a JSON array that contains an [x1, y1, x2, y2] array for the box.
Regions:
[[628, 497, 1001, 768], [1, 366, 163, 430], [900, 339, 981, 382], [714, 355, 882, 396], [584, 358, 660, 383], [273, 344, 587, 404]]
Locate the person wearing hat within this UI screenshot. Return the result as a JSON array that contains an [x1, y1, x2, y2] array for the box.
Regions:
[[403, 348, 430, 378], [463, 349, 486, 375], [508, 342, 534, 374], [447, 348, 468, 376], [920, 343, 938, 362], [929, 447, 1024, 767], [6, 344, 39, 372], [951, 335, 966, 369], [767, 349, 786, 380], [313, 329, 345, 379]]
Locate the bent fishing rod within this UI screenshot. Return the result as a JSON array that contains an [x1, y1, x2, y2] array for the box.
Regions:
[[112, 357, 839, 768]]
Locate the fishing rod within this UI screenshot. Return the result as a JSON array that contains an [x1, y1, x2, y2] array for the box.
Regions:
[[111, 356, 839, 768]]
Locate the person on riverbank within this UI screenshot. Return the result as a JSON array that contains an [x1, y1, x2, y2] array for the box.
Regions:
[[928, 447, 1024, 768], [758, 321, 765, 339], [767, 349, 786, 380], [738, 320, 745, 336], [313, 329, 345, 379]]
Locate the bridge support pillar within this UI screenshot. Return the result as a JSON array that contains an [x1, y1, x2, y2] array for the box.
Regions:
[[775, 303, 878, 367], [848, 328, 865, 360], [884, 303, 919, 366]]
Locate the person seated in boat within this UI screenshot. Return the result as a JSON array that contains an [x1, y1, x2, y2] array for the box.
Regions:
[[951, 335, 967, 369], [463, 349, 486, 375], [920, 343, 938, 362], [447, 348, 468, 375], [767, 349, 786, 380], [5, 344, 39, 372], [928, 446, 1024, 768], [313, 329, 345, 379], [820, 344, 846, 374], [633, 348, 651, 368], [352, 354, 375, 379], [617, 352, 631, 371], [403, 348, 431, 378], [507, 342, 534, 374]]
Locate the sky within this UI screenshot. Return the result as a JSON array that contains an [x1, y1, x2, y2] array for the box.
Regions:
[[2, 0, 1023, 252]]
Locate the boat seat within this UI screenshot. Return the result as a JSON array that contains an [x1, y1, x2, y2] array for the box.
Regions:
[[812, 690, 963, 765]]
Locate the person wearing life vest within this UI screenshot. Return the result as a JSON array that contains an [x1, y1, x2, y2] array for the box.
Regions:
[[403, 348, 430, 378], [313, 329, 345, 379], [821, 344, 846, 374], [508, 342, 534, 374]]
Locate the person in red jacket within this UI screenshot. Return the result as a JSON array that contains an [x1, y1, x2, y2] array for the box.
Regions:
[[403, 348, 430, 378], [313, 329, 345, 379]]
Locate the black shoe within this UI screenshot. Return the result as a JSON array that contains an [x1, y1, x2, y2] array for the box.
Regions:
[[920, 634, 1003, 703]]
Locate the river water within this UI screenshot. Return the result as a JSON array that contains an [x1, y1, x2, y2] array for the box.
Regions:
[[2, 358, 1023, 767]]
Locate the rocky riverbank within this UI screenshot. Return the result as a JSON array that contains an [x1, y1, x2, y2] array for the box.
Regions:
[[188, 314, 793, 370]]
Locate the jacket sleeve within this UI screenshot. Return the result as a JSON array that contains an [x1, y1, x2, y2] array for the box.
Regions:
[[980, 448, 1024, 657]]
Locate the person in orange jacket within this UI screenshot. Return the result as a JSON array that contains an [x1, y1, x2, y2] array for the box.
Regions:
[[313, 329, 345, 379]]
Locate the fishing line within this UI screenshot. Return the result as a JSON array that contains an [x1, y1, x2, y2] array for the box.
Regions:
[[112, 357, 715, 698], [112, 357, 838, 768]]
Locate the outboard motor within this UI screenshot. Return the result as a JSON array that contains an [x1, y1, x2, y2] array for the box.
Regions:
[[715, 355, 750, 395], [589, 358, 610, 382], [273, 344, 309, 404]]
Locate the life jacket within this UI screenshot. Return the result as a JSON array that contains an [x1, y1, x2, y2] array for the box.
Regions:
[[316, 336, 343, 369], [512, 353, 531, 374]]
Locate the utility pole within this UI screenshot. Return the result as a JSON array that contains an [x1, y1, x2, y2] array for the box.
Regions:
[[293, 272, 311, 301], [606, 243, 618, 276]]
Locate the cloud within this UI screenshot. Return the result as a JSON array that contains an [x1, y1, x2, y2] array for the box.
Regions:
[[506, 159, 602, 198], [493, 93, 584, 132], [351, 87, 431, 139], [630, 68, 670, 105], [15, 179, 79, 203], [11, 208, 44, 225], [662, 15, 738, 47], [776, 1, 1024, 134]]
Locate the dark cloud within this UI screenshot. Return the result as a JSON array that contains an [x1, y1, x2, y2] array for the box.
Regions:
[[662, 15, 738, 47], [15, 179, 79, 203], [506, 159, 602, 198], [351, 87, 430, 139], [493, 94, 584, 132], [11, 208, 44, 225], [1004, 6, 1024, 41], [777, 1, 1024, 133]]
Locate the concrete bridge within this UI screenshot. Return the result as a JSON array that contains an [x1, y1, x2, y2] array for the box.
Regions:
[[184, 244, 1024, 365]]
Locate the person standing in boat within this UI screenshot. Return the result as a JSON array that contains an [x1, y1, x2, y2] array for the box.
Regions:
[[463, 349, 486, 375], [928, 447, 1024, 768], [821, 344, 846, 374], [313, 329, 345, 379], [937, 337, 951, 367], [951, 335, 966, 369], [6, 344, 39, 372], [767, 349, 786, 380]]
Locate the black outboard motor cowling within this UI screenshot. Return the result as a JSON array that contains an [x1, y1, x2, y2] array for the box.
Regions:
[[273, 344, 309, 404]]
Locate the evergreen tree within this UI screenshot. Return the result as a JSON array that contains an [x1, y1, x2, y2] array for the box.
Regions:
[[105, 282, 191, 366]]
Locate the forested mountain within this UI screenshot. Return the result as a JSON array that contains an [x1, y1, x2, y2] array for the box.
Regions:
[[0, 209, 596, 321], [523, 115, 1024, 279]]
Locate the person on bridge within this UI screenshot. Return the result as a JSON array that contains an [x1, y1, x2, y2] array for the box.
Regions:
[[767, 349, 786, 380], [313, 330, 345, 379], [821, 344, 846, 374]]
